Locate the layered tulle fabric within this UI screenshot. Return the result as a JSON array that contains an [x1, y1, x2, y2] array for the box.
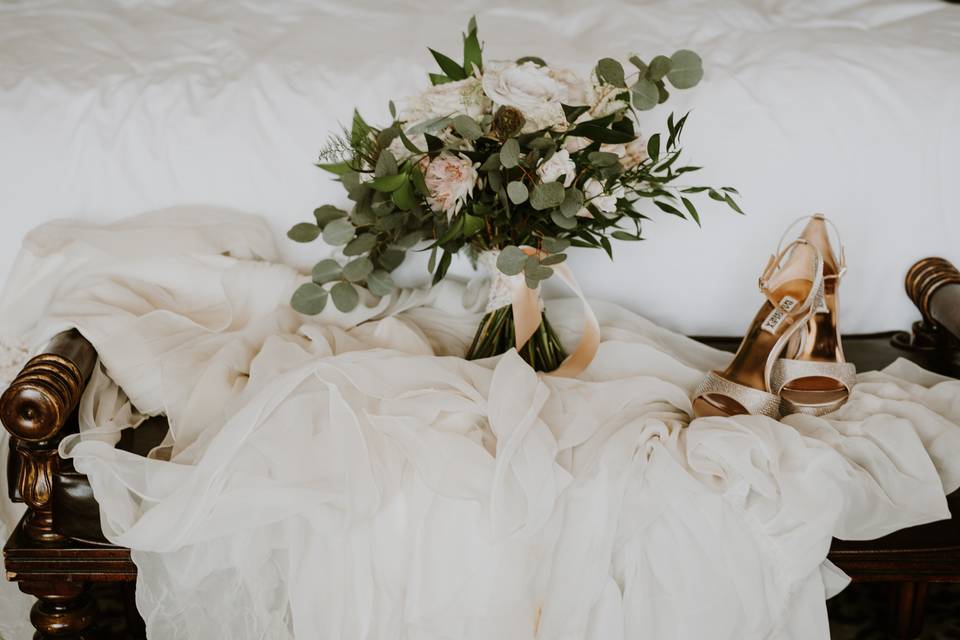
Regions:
[[0, 208, 958, 640]]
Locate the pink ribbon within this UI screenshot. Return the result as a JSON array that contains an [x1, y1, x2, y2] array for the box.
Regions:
[[508, 247, 600, 378]]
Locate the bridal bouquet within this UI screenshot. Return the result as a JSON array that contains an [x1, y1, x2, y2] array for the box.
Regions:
[[289, 18, 741, 372]]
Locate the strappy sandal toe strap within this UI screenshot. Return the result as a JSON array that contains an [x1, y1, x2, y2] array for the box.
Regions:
[[693, 371, 782, 419], [771, 358, 857, 416]]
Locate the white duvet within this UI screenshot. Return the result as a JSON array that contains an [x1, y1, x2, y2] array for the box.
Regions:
[[1, 0, 959, 335], [0, 208, 959, 640]]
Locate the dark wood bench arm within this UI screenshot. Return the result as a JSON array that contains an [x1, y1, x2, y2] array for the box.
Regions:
[[0, 329, 96, 542]]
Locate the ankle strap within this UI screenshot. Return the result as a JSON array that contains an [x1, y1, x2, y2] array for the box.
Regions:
[[775, 214, 846, 280], [758, 238, 825, 314]]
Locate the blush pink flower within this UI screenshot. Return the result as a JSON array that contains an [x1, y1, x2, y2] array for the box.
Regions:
[[424, 153, 478, 220]]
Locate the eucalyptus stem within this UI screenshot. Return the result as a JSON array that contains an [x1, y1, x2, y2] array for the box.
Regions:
[[465, 305, 567, 372]]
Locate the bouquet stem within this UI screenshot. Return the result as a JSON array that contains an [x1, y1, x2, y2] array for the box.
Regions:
[[465, 305, 567, 372]]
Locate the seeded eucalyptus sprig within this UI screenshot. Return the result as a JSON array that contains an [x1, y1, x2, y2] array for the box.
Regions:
[[288, 16, 741, 320]]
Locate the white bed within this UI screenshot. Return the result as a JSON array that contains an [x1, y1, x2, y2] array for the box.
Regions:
[[0, 0, 958, 335]]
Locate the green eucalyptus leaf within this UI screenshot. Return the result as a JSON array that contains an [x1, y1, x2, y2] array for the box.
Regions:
[[314, 205, 348, 228], [516, 56, 547, 66], [667, 50, 704, 89], [316, 161, 351, 175], [530, 182, 565, 211], [561, 104, 590, 123], [507, 181, 529, 204], [681, 196, 701, 226], [630, 79, 660, 111], [463, 16, 483, 74], [628, 55, 648, 75], [587, 151, 620, 167], [463, 213, 484, 236], [596, 58, 626, 88], [647, 133, 661, 163], [331, 281, 360, 312], [287, 223, 321, 243], [391, 180, 415, 210], [322, 219, 356, 245], [496, 245, 528, 276], [369, 173, 408, 193], [647, 55, 671, 81], [559, 187, 584, 218], [540, 253, 567, 266], [291, 282, 328, 315], [410, 164, 430, 197], [487, 169, 504, 191], [343, 257, 374, 282], [523, 258, 554, 282], [500, 138, 521, 168], [375, 150, 398, 177], [312, 259, 342, 284], [343, 233, 377, 256], [367, 269, 395, 297], [452, 115, 483, 141], [395, 231, 422, 249], [551, 209, 577, 229], [542, 237, 571, 253], [429, 48, 467, 80], [378, 248, 406, 271]]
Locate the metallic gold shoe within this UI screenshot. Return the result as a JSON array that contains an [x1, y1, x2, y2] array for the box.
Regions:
[[771, 214, 856, 416], [692, 239, 824, 418]]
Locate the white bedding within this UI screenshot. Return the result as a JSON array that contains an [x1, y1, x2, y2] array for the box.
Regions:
[[0, 0, 959, 330]]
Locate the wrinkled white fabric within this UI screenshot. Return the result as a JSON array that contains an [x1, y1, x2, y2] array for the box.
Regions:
[[0, 208, 958, 640], [1, 0, 959, 335]]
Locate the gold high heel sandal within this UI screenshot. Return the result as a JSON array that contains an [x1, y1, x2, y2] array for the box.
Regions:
[[692, 239, 824, 418], [770, 215, 856, 416]]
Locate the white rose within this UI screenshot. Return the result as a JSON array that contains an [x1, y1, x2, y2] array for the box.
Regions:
[[584, 79, 629, 121], [399, 77, 489, 125], [581, 178, 622, 216], [424, 153, 478, 220], [601, 136, 648, 169], [536, 149, 576, 187], [387, 133, 427, 163], [482, 61, 589, 132]]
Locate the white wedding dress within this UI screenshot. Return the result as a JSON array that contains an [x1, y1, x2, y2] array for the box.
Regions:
[[0, 208, 958, 640]]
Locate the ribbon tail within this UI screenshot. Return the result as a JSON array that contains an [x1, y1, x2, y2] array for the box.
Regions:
[[547, 261, 600, 378]]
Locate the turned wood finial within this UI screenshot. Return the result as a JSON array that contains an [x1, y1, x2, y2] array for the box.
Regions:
[[904, 257, 960, 329], [0, 329, 97, 543], [895, 257, 960, 352], [0, 330, 95, 442]]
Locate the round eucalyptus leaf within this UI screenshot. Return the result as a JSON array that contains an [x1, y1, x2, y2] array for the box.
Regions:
[[375, 150, 398, 178], [313, 205, 348, 228], [507, 181, 529, 204], [530, 182, 565, 211], [647, 55, 671, 81], [596, 57, 626, 88], [367, 270, 395, 297], [559, 187, 584, 218], [630, 79, 660, 111], [291, 282, 328, 315], [395, 231, 422, 249], [551, 209, 577, 229], [311, 259, 342, 284], [378, 248, 406, 271], [331, 281, 360, 312], [343, 233, 378, 256], [542, 237, 571, 253], [287, 223, 320, 243], [540, 253, 567, 265], [500, 138, 521, 169], [322, 219, 356, 246], [452, 115, 483, 141], [343, 257, 374, 282], [667, 50, 703, 89], [496, 245, 528, 276]]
